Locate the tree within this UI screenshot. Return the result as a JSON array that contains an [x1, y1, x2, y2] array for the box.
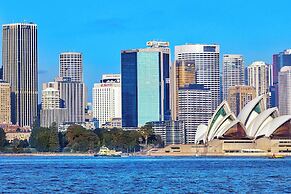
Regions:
[[48, 122, 60, 152], [0, 128, 6, 149], [66, 125, 99, 152], [139, 123, 154, 146]]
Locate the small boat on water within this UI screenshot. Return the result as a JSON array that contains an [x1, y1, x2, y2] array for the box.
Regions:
[[94, 146, 122, 157], [268, 154, 285, 159]]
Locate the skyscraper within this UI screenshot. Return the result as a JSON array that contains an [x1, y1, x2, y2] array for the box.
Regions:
[[178, 84, 212, 144], [59, 52, 83, 82], [248, 61, 271, 97], [56, 77, 85, 123], [227, 85, 256, 116], [92, 74, 121, 126], [170, 60, 195, 120], [279, 66, 291, 115], [0, 81, 11, 124], [222, 54, 244, 100], [272, 49, 291, 107], [121, 41, 170, 127], [175, 44, 220, 112], [2, 23, 38, 127], [41, 87, 60, 110]]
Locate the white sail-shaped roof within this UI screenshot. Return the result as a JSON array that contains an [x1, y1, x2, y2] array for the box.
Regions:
[[214, 119, 247, 139], [237, 95, 265, 129], [247, 107, 279, 137], [195, 124, 208, 144], [255, 115, 291, 138], [206, 101, 232, 141], [208, 113, 236, 141]]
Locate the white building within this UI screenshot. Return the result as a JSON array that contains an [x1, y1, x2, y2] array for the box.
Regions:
[[222, 54, 244, 100], [59, 52, 83, 82], [248, 61, 272, 97], [279, 66, 291, 115], [175, 44, 220, 112], [41, 87, 60, 109], [92, 74, 121, 126]]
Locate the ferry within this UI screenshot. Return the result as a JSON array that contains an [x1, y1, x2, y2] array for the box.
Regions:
[[268, 153, 285, 159], [94, 146, 122, 157]]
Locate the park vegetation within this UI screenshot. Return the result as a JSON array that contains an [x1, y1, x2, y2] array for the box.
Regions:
[[0, 123, 163, 153]]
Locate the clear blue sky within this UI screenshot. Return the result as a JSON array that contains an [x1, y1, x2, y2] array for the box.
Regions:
[[1, 0, 291, 102]]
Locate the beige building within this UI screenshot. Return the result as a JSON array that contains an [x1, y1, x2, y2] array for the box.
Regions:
[[227, 85, 256, 116], [170, 60, 196, 120], [0, 81, 11, 124]]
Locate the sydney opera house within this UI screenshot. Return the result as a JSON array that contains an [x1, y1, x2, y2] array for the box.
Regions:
[[149, 95, 291, 156]]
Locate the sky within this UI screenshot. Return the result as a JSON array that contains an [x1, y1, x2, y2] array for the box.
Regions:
[[1, 0, 291, 102]]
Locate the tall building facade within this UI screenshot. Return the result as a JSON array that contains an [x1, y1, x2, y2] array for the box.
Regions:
[[278, 66, 291, 115], [151, 120, 185, 145], [2, 23, 38, 127], [248, 61, 271, 97], [222, 54, 244, 100], [0, 81, 11, 124], [56, 77, 85, 123], [272, 49, 291, 107], [175, 44, 220, 112], [92, 74, 121, 126], [0, 66, 3, 80], [178, 84, 212, 144], [170, 60, 195, 120], [59, 52, 83, 82], [227, 85, 256, 116], [121, 41, 170, 127]]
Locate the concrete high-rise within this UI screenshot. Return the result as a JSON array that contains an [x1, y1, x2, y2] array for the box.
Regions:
[[170, 60, 195, 120], [59, 52, 83, 82], [272, 49, 291, 107], [41, 87, 60, 110], [175, 44, 220, 112], [222, 54, 244, 100], [0, 81, 11, 124], [2, 23, 38, 127], [92, 74, 121, 126], [248, 61, 272, 96], [178, 84, 212, 144], [227, 85, 256, 116], [278, 66, 291, 115], [121, 41, 170, 127]]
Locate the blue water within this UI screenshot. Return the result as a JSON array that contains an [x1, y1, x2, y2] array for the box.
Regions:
[[0, 156, 290, 193]]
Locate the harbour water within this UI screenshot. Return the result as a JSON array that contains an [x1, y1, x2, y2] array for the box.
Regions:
[[0, 156, 290, 193]]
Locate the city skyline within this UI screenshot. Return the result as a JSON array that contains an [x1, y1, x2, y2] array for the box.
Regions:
[[1, 1, 291, 102]]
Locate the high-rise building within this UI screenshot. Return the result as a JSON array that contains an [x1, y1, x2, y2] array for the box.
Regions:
[[222, 54, 244, 100], [279, 66, 291, 115], [227, 85, 256, 116], [0, 81, 11, 124], [178, 84, 212, 144], [272, 49, 291, 107], [121, 41, 170, 127], [150, 120, 185, 145], [92, 74, 121, 126], [247, 61, 272, 97], [2, 23, 38, 127], [170, 60, 195, 120], [59, 52, 83, 82], [56, 77, 85, 123], [175, 44, 220, 112]]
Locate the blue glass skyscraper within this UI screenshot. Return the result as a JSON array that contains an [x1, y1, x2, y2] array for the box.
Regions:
[[121, 41, 170, 127]]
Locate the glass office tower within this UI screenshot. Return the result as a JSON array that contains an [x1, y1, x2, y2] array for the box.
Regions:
[[121, 41, 170, 127]]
